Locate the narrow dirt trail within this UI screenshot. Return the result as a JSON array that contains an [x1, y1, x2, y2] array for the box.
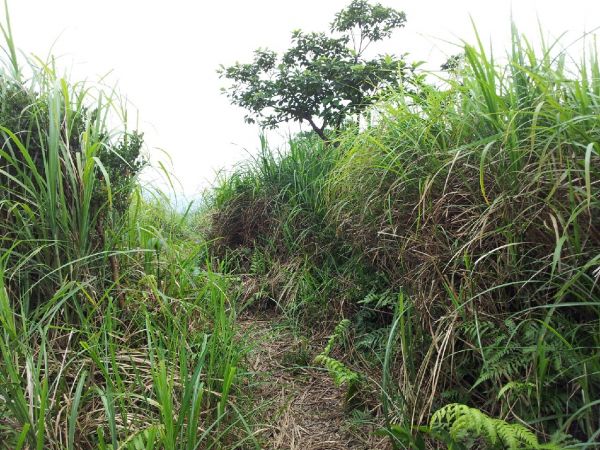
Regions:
[[238, 313, 388, 450]]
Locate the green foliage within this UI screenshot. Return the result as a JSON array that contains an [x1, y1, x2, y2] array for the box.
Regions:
[[0, 13, 255, 449], [0, 188, 258, 448], [326, 23, 600, 443], [219, 0, 415, 141], [320, 318, 351, 356], [0, 76, 144, 218], [428, 403, 562, 450], [0, 13, 596, 450], [377, 423, 426, 450], [354, 289, 396, 352], [0, 34, 145, 309], [314, 319, 361, 402], [331, 0, 406, 44], [208, 134, 378, 324], [212, 20, 600, 447], [314, 354, 360, 389]]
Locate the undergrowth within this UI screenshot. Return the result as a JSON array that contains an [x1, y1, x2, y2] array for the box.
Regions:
[[0, 13, 256, 449], [209, 24, 600, 449]]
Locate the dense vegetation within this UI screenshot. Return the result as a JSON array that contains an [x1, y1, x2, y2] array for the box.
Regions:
[[1, 2, 599, 449], [0, 14, 253, 450], [212, 22, 600, 450]]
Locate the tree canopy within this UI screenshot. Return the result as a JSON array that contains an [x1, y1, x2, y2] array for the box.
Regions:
[[219, 0, 412, 141]]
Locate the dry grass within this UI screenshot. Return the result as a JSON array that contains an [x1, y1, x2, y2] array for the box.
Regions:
[[239, 312, 389, 449]]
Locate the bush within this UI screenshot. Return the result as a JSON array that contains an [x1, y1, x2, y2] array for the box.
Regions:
[[0, 60, 144, 307]]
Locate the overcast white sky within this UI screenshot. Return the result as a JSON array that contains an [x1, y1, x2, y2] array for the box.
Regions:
[[4, 0, 600, 199]]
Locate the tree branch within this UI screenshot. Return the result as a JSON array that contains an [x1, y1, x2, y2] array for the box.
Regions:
[[305, 116, 328, 142]]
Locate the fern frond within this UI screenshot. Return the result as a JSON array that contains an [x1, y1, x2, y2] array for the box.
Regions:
[[321, 318, 351, 356], [430, 403, 557, 449], [314, 354, 359, 387], [314, 319, 361, 403]]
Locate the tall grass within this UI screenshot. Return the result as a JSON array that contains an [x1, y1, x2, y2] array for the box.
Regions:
[[0, 243, 253, 449], [209, 134, 380, 323], [328, 26, 600, 446], [3, 4, 599, 447], [211, 25, 600, 447], [0, 11, 255, 448], [0, 58, 144, 311]]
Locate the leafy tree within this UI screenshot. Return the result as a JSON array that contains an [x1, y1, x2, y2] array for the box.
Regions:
[[219, 0, 414, 142]]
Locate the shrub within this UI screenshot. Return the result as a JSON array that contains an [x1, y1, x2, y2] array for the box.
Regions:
[[0, 55, 144, 307]]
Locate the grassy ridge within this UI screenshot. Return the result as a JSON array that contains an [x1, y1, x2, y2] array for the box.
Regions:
[[1, 8, 599, 449], [210, 27, 600, 448]]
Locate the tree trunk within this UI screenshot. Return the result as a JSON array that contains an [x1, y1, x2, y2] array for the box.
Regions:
[[305, 116, 328, 142]]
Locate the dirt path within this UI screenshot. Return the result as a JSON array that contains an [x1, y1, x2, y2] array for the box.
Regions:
[[238, 313, 388, 450]]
